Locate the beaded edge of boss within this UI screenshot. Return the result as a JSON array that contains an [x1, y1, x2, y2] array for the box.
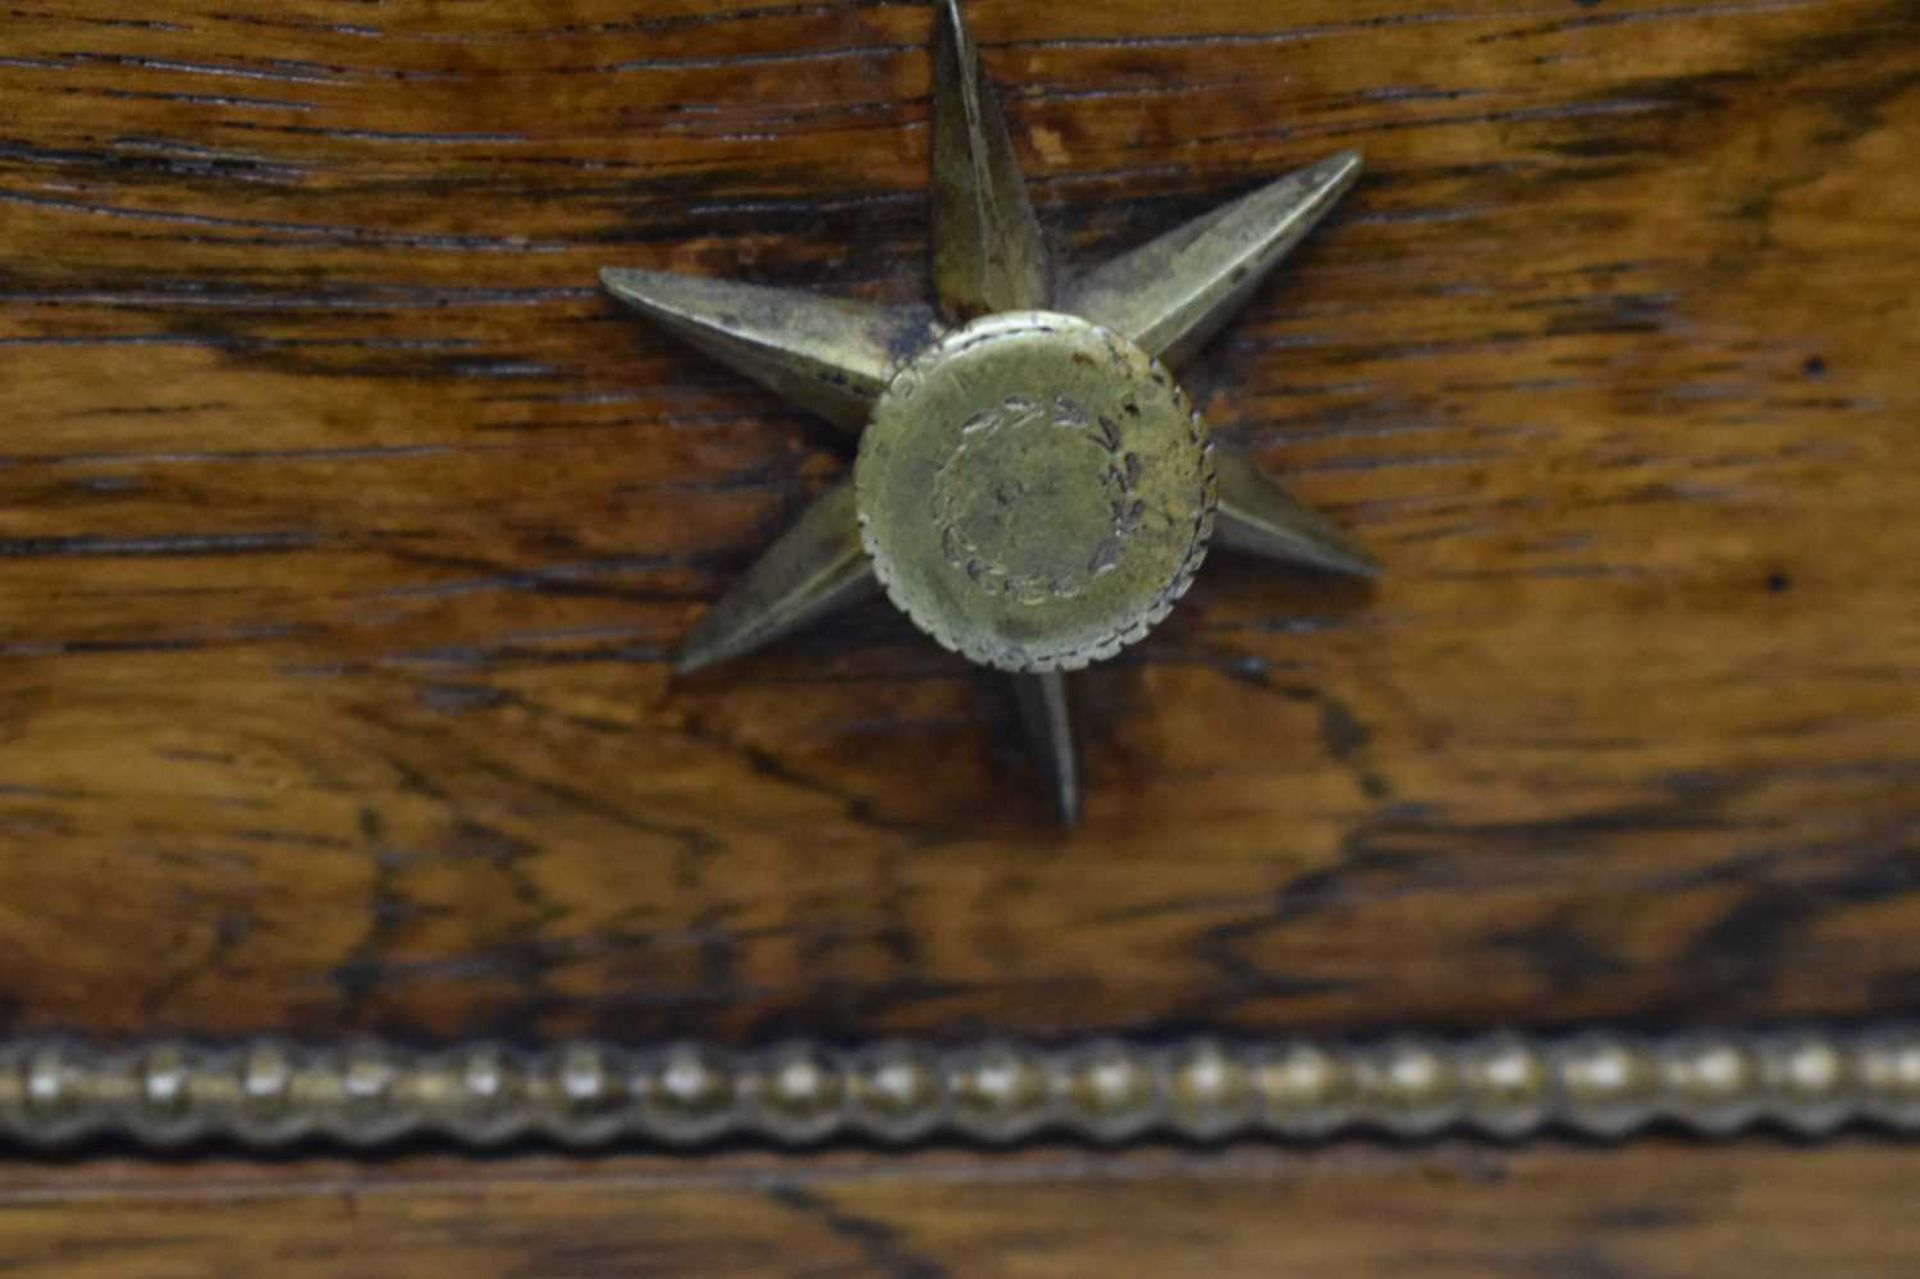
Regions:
[[1, 1028, 1915, 1148]]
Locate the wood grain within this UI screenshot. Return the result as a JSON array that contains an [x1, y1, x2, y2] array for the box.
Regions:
[[0, 1142, 1916, 1277], [0, 0, 1915, 1044]]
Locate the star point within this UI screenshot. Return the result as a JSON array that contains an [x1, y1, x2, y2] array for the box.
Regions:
[[600, 267, 934, 433], [602, 1, 1375, 823], [1014, 672, 1082, 828], [671, 481, 875, 677]]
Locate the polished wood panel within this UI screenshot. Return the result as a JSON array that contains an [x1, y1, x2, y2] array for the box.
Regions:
[[0, 0, 1914, 1045], [1, 1143, 1916, 1277]]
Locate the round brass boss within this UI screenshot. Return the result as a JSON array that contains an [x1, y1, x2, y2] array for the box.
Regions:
[[855, 312, 1215, 672]]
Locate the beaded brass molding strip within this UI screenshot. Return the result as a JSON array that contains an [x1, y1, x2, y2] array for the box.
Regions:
[[1, 1028, 1915, 1150]]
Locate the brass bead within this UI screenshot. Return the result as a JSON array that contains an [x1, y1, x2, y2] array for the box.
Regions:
[[1656, 1032, 1761, 1135], [1165, 1039, 1255, 1139], [849, 1040, 944, 1142], [128, 1041, 207, 1145], [1458, 1032, 1553, 1139], [327, 1041, 413, 1145], [9, 1040, 102, 1145], [1755, 1028, 1855, 1135], [1059, 1040, 1160, 1141], [536, 1042, 631, 1144], [231, 1038, 308, 1144], [1353, 1036, 1462, 1136], [1551, 1031, 1660, 1138], [1254, 1040, 1357, 1138], [753, 1043, 847, 1144], [1855, 1024, 1920, 1128], [418, 1043, 531, 1144], [638, 1043, 737, 1144], [948, 1041, 1052, 1141]]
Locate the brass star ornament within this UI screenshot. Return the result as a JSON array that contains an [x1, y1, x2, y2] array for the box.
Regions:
[[603, 1, 1375, 825]]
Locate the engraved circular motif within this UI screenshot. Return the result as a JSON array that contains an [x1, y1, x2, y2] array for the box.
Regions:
[[931, 391, 1140, 603], [856, 312, 1215, 672]]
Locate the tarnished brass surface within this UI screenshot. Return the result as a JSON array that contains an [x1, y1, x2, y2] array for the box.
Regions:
[[1061, 151, 1362, 368], [1213, 449, 1380, 580], [599, 0, 1371, 821], [857, 312, 1214, 672], [599, 269, 936, 434], [674, 482, 877, 675], [1012, 672, 1081, 828], [929, 0, 1050, 319], [5, 1026, 1915, 1149]]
